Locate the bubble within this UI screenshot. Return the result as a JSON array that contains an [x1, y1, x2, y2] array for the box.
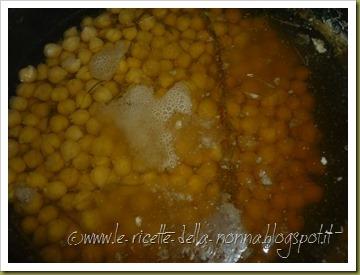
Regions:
[[89, 40, 129, 81], [105, 82, 192, 170]]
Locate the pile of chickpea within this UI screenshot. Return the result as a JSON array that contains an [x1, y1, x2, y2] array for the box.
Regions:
[[8, 8, 324, 262]]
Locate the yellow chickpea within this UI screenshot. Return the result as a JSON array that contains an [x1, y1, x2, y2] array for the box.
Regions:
[[49, 115, 69, 133], [38, 205, 59, 225], [81, 209, 102, 231], [159, 72, 174, 88], [67, 78, 84, 96], [91, 135, 113, 156], [23, 150, 43, 169], [47, 218, 68, 242], [16, 83, 36, 98], [139, 15, 156, 31], [57, 99, 76, 115], [10, 96, 28, 111], [9, 110, 22, 127], [60, 139, 81, 161], [61, 56, 81, 73], [70, 109, 90, 125], [188, 174, 207, 194], [48, 66, 68, 84], [89, 37, 104, 52], [143, 59, 160, 78], [72, 152, 91, 170], [113, 156, 132, 177], [40, 133, 61, 155], [198, 98, 218, 119], [176, 15, 191, 31], [51, 86, 69, 102], [93, 85, 113, 103], [90, 166, 110, 188], [36, 63, 48, 80], [85, 117, 101, 135], [197, 161, 218, 182], [45, 152, 64, 172], [22, 192, 44, 215], [78, 48, 92, 64], [189, 42, 205, 59], [21, 216, 39, 234], [26, 171, 47, 188], [22, 112, 40, 127], [34, 82, 52, 101], [18, 65, 37, 83], [94, 13, 112, 28], [44, 181, 67, 200], [123, 26, 137, 41], [31, 102, 50, 117], [79, 134, 94, 152], [9, 157, 26, 173], [19, 126, 40, 144], [163, 43, 181, 60], [8, 139, 19, 158], [44, 43, 62, 58], [74, 91, 92, 109], [105, 28, 122, 42], [65, 125, 83, 141], [81, 26, 97, 42], [62, 36, 80, 52]]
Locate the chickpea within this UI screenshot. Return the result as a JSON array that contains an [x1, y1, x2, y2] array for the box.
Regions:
[[113, 157, 132, 177], [47, 218, 68, 242], [22, 112, 40, 127], [38, 205, 59, 225], [93, 86, 113, 103], [91, 135, 113, 156], [189, 42, 205, 59], [44, 43, 62, 58], [51, 86, 69, 102], [26, 171, 47, 188], [78, 48, 92, 65], [81, 26, 97, 42], [72, 152, 91, 170], [21, 216, 39, 234], [22, 192, 44, 215], [90, 166, 110, 188], [65, 125, 83, 141], [44, 181, 67, 200], [139, 15, 156, 31], [23, 150, 43, 169], [45, 152, 64, 172], [48, 66, 68, 84], [89, 37, 104, 52], [62, 36, 80, 52], [9, 110, 22, 127], [60, 139, 81, 161], [122, 27, 137, 41], [70, 109, 90, 125], [19, 126, 40, 144], [10, 96, 28, 111], [61, 56, 81, 73], [49, 115, 69, 133], [57, 99, 76, 115], [9, 157, 26, 173], [197, 98, 218, 119], [19, 65, 37, 83]]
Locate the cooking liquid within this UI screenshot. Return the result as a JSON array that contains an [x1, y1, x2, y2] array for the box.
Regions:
[[8, 9, 325, 262]]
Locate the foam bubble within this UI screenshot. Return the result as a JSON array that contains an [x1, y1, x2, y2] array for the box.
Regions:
[[106, 82, 192, 170], [89, 40, 129, 81]]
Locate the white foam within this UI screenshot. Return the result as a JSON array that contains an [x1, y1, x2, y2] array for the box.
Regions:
[[89, 40, 129, 81], [106, 82, 192, 170]]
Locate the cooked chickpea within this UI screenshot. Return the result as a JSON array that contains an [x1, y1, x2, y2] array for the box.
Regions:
[[10, 96, 28, 111], [49, 115, 69, 133], [44, 43, 62, 58], [45, 152, 64, 172], [19, 126, 40, 144], [90, 166, 110, 188], [44, 181, 67, 200], [38, 205, 59, 224], [21, 216, 39, 234], [93, 86, 113, 103], [60, 139, 81, 161], [81, 26, 98, 42], [19, 65, 37, 83], [48, 66, 68, 84], [47, 218, 68, 242], [9, 110, 22, 127], [57, 99, 76, 115], [23, 150, 43, 169], [62, 36, 80, 52], [70, 109, 90, 125], [65, 125, 83, 141]]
